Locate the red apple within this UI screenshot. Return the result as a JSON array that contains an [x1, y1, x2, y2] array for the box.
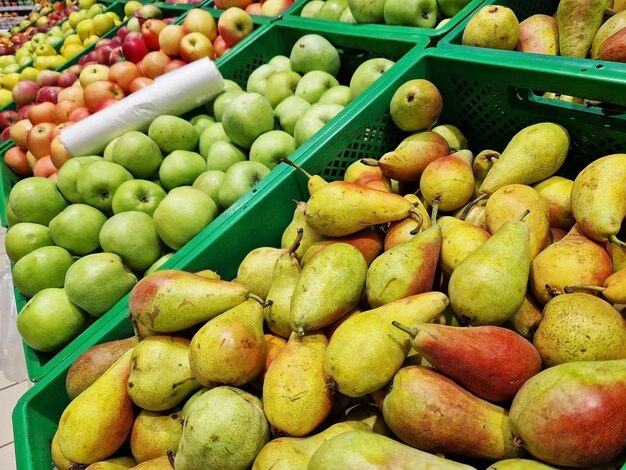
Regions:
[[122, 32, 149, 63], [10, 119, 33, 149], [158, 24, 186, 56], [110, 35, 123, 48], [28, 102, 56, 124], [53, 99, 81, 123], [141, 18, 166, 50], [66, 64, 83, 76], [116, 25, 129, 41], [109, 46, 124, 65], [129, 76, 153, 93], [164, 16, 177, 24], [17, 105, 32, 121], [83, 80, 125, 112], [36, 70, 61, 87], [50, 134, 72, 168], [1, 127, 11, 142], [245, 3, 262, 15], [213, 35, 230, 57], [95, 44, 114, 65], [109, 61, 141, 93], [3, 146, 31, 176], [214, 0, 252, 8], [58, 71, 79, 88], [36, 86, 62, 104], [180, 31, 215, 62], [163, 59, 186, 73], [261, 0, 293, 15], [68, 107, 91, 122], [218, 7, 254, 47], [94, 97, 120, 112], [182, 8, 217, 41], [141, 50, 171, 78], [0, 110, 18, 129], [34, 155, 56, 177], [50, 121, 72, 140], [58, 86, 84, 105], [95, 38, 112, 49], [12, 80, 40, 106], [26, 122, 55, 159]]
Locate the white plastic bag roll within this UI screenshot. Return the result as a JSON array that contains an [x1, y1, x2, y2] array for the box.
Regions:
[[60, 57, 226, 157]]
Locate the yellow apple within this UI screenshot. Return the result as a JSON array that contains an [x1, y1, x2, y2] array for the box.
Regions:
[[0, 88, 13, 106], [68, 11, 88, 29], [1, 73, 20, 90], [19, 67, 39, 82], [82, 35, 100, 47], [63, 34, 82, 46], [76, 19, 96, 41], [62, 44, 84, 60], [124, 0, 142, 17], [93, 13, 114, 35], [78, 0, 97, 10]]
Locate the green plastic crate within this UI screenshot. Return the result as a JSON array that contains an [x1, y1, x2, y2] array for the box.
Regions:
[[284, 0, 485, 43], [4, 19, 422, 383], [13, 45, 626, 470]]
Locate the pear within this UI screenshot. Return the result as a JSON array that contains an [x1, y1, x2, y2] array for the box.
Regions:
[[280, 201, 325, 258], [66, 337, 137, 400], [175, 386, 269, 470], [565, 267, 626, 303], [438, 216, 490, 276], [85, 457, 136, 469], [448, 211, 531, 326], [609, 242, 626, 271], [290, 243, 367, 333], [420, 156, 475, 212], [549, 227, 567, 244], [485, 184, 550, 259], [339, 403, 392, 437], [265, 229, 303, 338], [189, 298, 266, 387], [57, 350, 135, 464], [431, 124, 469, 152], [533, 176, 575, 230], [487, 459, 558, 469], [592, 10, 626, 58], [304, 180, 415, 237], [129, 270, 250, 332], [505, 294, 543, 340], [478, 123, 570, 197], [301, 228, 384, 267], [51, 431, 76, 470], [252, 334, 287, 390], [382, 366, 522, 461], [130, 409, 183, 464], [279, 157, 327, 195], [130, 456, 173, 469], [509, 359, 626, 467], [193, 269, 220, 279], [529, 224, 613, 304], [449, 149, 474, 168], [533, 293, 626, 366], [472, 149, 499, 194], [236, 247, 286, 299], [344, 159, 391, 192], [392, 322, 542, 402], [516, 14, 559, 55], [462, 5, 520, 50], [598, 27, 626, 61], [455, 199, 487, 230], [557, 0, 607, 57], [263, 332, 333, 436], [384, 194, 430, 250], [366, 203, 442, 308], [308, 430, 476, 469], [128, 336, 201, 411], [252, 421, 371, 470], [324, 292, 449, 397], [571, 153, 626, 247]]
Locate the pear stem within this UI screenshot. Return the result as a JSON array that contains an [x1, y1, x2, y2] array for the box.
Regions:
[[360, 158, 380, 167], [517, 209, 531, 222], [167, 450, 175, 469], [609, 235, 626, 248], [248, 293, 271, 308], [430, 197, 440, 224], [127, 313, 142, 343], [545, 284, 562, 297], [279, 157, 315, 180], [391, 321, 418, 338], [459, 194, 486, 220], [564, 285, 605, 294], [409, 211, 424, 235], [288, 228, 304, 256], [605, 8, 616, 18]]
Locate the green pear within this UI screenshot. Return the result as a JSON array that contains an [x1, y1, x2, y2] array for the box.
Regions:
[[487, 459, 558, 469], [533, 176, 575, 230], [130, 409, 183, 464], [505, 294, 543, 340], [12, 245, 74, 298], [175, 386, 269, 470], [462, 5, 520, 50], [4, 222, 53, 263], [236, 246, 286, 299], [557, 0, 607, 58], [280, 201, 325, 259], [338, 404, 392, 437], [148, 115, 198, 154], [438, 216, 490, 276], [83, 456, 136, 469]]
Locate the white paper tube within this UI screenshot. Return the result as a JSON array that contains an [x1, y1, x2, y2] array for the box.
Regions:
[[60, 57, 225, 157]]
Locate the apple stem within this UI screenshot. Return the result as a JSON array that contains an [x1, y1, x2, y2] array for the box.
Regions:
[[360, 158, 379, 167], [391, 321, 418, 339], [564, 285, 605, 294], [279, 157, 315, 180], [288, 228, 304, 256], [459, 194, 486, 220], [610, 235, 626, 248]]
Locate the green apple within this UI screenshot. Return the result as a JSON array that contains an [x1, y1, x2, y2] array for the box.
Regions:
[[384, 0, 439, 27], [112, 179, 166, 216], [190, 114, 215, 137], [111, 131, 163, 179], [159, 150, 207, 190], [148, 115, 199, 154], [6, 205, 19, 227], [319, 85, 353, 106], [103, 137, 119, 161], [249, 130, 296, 169], [77, 161, 134, 212], [205, 79, 242, 114], [9, 177, 69, 226], [99, 211, 163, 272], [48, 204, 107, 256], [12, 246, 75, 298], [438, 0, 472, 17], [348, 0, 386, 22], [206, 141, 247, 173], [222, 92, 275, 148], [199, 122, 229, 160], [56, 156, 102, 203], [65, 252, 137, 317], [317, 0, 348, 20], [153, 186, 218, 250], [268, 55, 292, 72], [213, 90, 245, 122], [339, 7, 357, 22], [290, 34, 340, 77], [301, 0, 324, 17], [274, 95, 311, 136], [144, 252, 175, 277], [17, 288, 89, 353], [264, 70, 302, 108], [5, 222, 53, 263], [295, 71, 340, 104], [246, 64, 277, 95], [219, 161, 271, 209], [349, 57, 395, 98], [193, 171, 225, 207], [294, 103, 344, 147]]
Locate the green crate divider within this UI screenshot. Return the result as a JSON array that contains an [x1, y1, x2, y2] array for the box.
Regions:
[[13, 45, 626, 470], [283, 0, 485, 44], [5, 19, 419, 383]]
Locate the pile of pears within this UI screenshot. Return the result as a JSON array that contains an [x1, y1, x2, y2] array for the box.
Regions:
[[49, 78, 626, 470]]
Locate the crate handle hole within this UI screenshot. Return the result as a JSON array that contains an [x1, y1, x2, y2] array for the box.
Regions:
[[596, 64, 604, 69], [580, 68, 588, 72]]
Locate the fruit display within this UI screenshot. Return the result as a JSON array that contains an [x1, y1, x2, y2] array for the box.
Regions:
[[213, 0, 297, 17], [12, 48, 626, 470]]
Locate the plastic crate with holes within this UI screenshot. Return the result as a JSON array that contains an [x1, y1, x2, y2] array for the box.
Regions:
[[12, 45, 626, 470]]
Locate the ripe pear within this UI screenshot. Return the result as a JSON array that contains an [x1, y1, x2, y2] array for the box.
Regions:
[[128, 336, 201, 411], [505, 294, 543, 340], [486, 184, 550, 259], [308, 430, 475, 469], [533, 176, 575, 230], [130, 456, 173, 469], [130, 409, 183, 464], [609, 241, 626, 271], [366, 203, 442, 308], [304, 180, 415, 237], [565, 266, 626, 303], [252, 421, 371, 470], [448, 212, 531, 325], [263, 332, 333, 436], [478, 123, 570, 197], [252, 334, 287, 391], [462, 5, 520, 50], [438, 216, 490, 276], [455, 199, 488, 230], [280, 201, 325, 258], [487, 459, 558, 469], [598, 27, 626, 61], [530, 224, 613, 304], [431, 124, 469, 152], [85, 457, 136, 469], [339, 404, 392, 437], [420, 156, 475, 212], [592, 10, 626, 58], [175, 386, 269, 470], [384, 194, 430, 250], [344, 159, 391, 192], [388, 80, 443, 133], [189, 298, 266, 387], [57, 350, 135, 464], [571, 153, 626, 246], [290, 243, 367, 333], [382, 366, 522, 460], [236, 247, 285, 299], [516, 14, 559, 55], [279, 157, 327, 195], [392, 322, 542, 402], [557, 0, 607, 57], [324, 292, 449, 397], [510, 359, 626, 467], [301, 228, 384, 266], [129, 270, 250, 332], [534, 293, 626, 366], [472, 149, 499, 194], [51, 431, 76, 470]]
